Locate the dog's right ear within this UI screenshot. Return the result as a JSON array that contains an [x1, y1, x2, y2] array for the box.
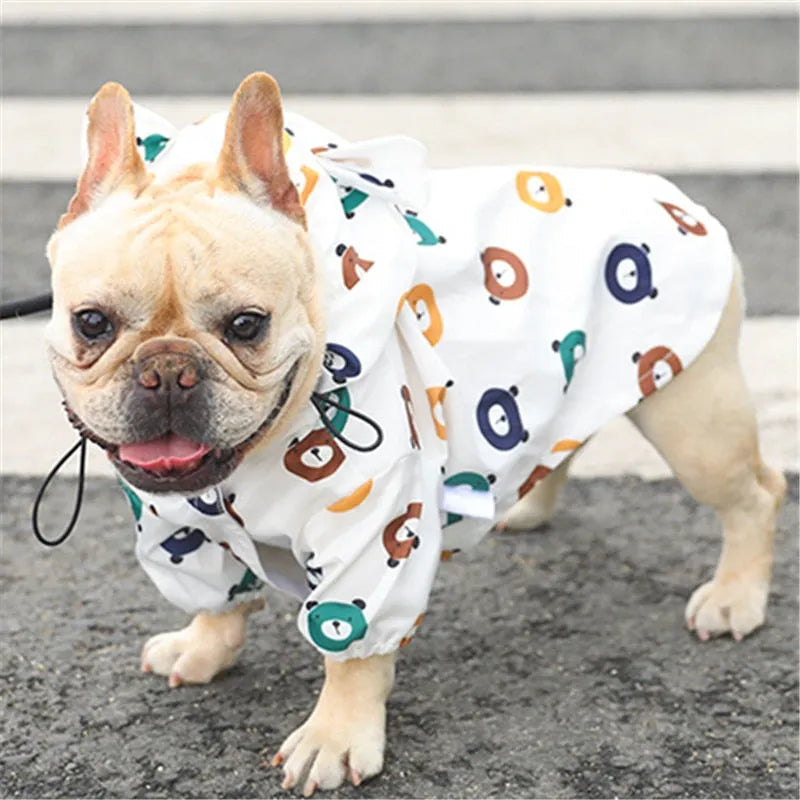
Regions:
[[57, 82, 149, 230], [216, 72, 306, 228]]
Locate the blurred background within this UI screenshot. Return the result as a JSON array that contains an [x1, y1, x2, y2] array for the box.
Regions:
[[1, 3, 798, 798], [1, 0, 797, 479]]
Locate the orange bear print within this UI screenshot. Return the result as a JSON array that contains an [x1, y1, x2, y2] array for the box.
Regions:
[[404, 284, 443, 345], [515, 171, 572, 213], [632, 346, 683, 398], [426, 380, 453, 440]]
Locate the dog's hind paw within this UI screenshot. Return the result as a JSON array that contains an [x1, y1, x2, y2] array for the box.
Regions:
[[685, 578, 768, 642]]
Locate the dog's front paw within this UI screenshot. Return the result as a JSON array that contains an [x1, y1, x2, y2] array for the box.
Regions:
[[141, 603, 261, 687], [686, 578, 768, 642], [272, 702, 386, 795]]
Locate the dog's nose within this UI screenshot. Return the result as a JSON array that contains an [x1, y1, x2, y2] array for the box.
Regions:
[[133, 352, 205, 405]]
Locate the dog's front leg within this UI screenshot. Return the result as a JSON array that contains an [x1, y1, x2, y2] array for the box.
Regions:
[[273, 651, 396, 794], [141, 598, 264, 687]]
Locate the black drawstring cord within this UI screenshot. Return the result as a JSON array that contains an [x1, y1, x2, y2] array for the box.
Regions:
[[30, 390, 381, 548], [0, 292, 53, 320], [32, 436, 87, 547], [310, 390, 384, 452], [4, 288, 384, 544]]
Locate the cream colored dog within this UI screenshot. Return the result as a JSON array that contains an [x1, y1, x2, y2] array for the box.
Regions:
[[45, 73, 786, 795]]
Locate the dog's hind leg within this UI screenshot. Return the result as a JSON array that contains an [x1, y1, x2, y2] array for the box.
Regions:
[[141, 598, 264, 687], [496, 453, 575, 532], [627, 264, 786, 640]]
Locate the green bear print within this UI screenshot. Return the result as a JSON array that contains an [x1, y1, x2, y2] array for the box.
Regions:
[[305, 599, 368, 653]]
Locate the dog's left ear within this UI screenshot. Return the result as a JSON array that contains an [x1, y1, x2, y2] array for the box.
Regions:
[[216, 72, 305, 228]]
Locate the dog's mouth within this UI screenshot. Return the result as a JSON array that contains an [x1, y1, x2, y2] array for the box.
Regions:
[[68, 360, 301, 494]]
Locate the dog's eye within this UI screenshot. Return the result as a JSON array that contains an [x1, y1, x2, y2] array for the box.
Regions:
[[224, 311, 270, 344], [73, 309, 114, 342]]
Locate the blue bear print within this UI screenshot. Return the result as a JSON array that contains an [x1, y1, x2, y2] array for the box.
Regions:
[[605, 243, 658, 304], [160, 526, 210, 564], [305, 599, 368, 653], [324, 343, 361, 384], [476, 386, 529, 451]]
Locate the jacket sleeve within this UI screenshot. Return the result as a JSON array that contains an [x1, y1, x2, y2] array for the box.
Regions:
[[119, 482, 265, 615], [296, 451, 442, 661]]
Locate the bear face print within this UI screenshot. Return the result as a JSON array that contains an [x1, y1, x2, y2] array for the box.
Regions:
[[336, 243, 374, 290], [551, 330, 587, 391], [518, 465, 552, 499], [402, 210, 446, 246], [304, 552, 324, 591], [187, 488, 226, 515], [515, 171, 572, 213], [318, 387, 351, 436], [481, 247, 530, 304], [187, 488, 245, 526], [632, 346, 683, 398], [605, 243, 658, 304], [340, 186, 368, 218], [382, 502, 423, 567], [306, 599, 368, 653], [658, 201, 708, 236], [297, 165, 319, 206], [405, 284, 444, 346], [323, 343, 362, 384], [160, 526, 210, 564], [283, 428, 346, 482], [426, 380, 453, 440], [119, 482, 143, 522], [136, 133, 170, 162], [401, 385, 421, 449], [476, 386, 529, 451], [227, 568, 263, 602], [443, 471, 493, 526]]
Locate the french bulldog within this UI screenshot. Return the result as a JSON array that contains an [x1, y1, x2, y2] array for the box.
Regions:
[[45, 73, 786, 795]]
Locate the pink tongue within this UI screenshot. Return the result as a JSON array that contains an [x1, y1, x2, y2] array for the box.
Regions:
[[118, 434, 211, 472]]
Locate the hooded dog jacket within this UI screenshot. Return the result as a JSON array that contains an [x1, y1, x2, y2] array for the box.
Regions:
[[110, 103, 733, 659]]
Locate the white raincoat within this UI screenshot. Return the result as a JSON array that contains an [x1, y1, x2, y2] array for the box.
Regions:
[[110, 103, 733, 659]]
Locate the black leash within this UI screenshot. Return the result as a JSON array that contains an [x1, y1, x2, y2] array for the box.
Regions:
[[0, 292, 53, 320], [6, 290, 383, 547]]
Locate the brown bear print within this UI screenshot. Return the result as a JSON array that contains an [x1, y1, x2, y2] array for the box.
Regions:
[[632, 346, 684, 398], [401, 385, 421, 449], [658, 201, 708, 236], [481, 246, 530, 304], [336, 243, 375, 290], [382, 502, 423, 567], [518, 465, 552, 499], [283, 428, 346, 482]]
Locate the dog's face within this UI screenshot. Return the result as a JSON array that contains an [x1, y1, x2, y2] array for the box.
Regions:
[[45, 74, 325, 493]]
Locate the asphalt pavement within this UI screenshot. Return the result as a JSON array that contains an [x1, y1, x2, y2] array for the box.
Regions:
[[2, 474, 798, 799]]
